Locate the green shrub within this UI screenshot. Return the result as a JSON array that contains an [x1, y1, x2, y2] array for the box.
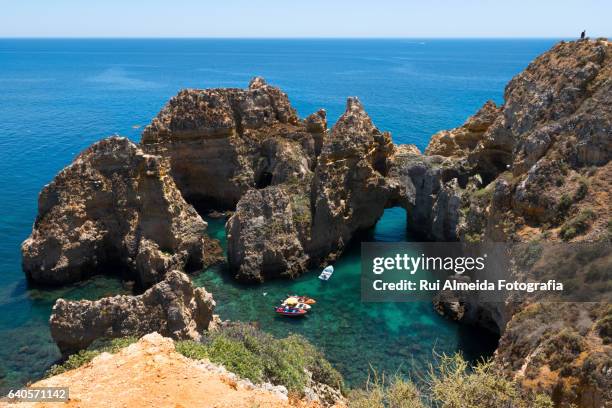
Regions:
[[175, 339, 208, 360], [574, 179, 589, 201], [349, 386, 385, 408], [348, 371, 424, 408], [556, 194, 572, 221], [463, 233, 482, 243], [596, 314, 612, 344], [386, 377, 423, 408], [175, 323, 343, 395], [428, 354, 553, 408], [585, 261, 611, 283], [472, 185, 494, 202], [206, 335, 265, 383], [537, 329, 583, 374], [45, 336, 138, 377], [45, 350, 100, 377], [348, 354, 553, 408], [559, 209, 596, 240], [291, 193, 312, 225], [515, 240, 543, 269]]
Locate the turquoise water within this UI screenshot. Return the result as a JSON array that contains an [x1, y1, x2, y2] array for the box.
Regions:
[[196, 211, 498, 386], [0, 39, 558, 391]]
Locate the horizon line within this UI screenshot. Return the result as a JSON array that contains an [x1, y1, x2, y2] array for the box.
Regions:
[[0, 36, 594, 40]]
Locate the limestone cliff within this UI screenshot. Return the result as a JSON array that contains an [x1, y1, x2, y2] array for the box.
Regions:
[[141, 77, 322, 210], [50, 271, 216, 354], [308, 97, 395, 261], [22, 137, 222, 287], [227, 186, 310, 281], [226, 97, 399, 280], [425, 100, 500, 158], [8, 333, 343, 408], [422, 39, 612, 407]]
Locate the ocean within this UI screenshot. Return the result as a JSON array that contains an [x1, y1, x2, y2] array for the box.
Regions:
[[0, 38, 558, 390]]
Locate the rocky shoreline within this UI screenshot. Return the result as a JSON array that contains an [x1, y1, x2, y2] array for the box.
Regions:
[[21, 38, 611, 407]]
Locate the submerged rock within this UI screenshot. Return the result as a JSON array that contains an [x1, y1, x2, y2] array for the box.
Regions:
[[50, 270, 215, 354], [21, 137, 220, 287]]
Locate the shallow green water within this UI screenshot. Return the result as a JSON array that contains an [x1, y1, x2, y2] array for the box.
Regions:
[[0, 276, 130, 391], [0, 208, 496, 392], [195, 209, 498, 387]]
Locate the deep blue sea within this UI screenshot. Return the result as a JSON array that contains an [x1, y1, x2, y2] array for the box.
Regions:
[[0, 39, 558, 390]]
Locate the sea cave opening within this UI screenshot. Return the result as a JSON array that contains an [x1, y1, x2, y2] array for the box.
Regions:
[[367, 206, 500, 372]]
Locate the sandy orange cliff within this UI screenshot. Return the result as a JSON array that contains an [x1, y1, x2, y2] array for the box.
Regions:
[[2, 333, 345, 408]]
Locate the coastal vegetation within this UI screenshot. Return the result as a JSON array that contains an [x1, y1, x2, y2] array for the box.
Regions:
[[559, 208, 596, 241], [47, 323, 343, 398], [176, 323, 344, 396], [349, 353, 553, 408], [46, 330, 554, 408], [45, 336, 138, 377]]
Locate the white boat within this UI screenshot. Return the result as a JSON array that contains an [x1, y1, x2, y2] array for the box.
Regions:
[[319, 265, 334, 281]]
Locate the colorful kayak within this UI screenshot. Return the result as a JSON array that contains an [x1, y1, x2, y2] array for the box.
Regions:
[[275, 306, 308, 317], [319, 265, 334, 281]]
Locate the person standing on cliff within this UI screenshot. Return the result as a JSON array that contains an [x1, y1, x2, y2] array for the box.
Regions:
[[580, 30, 586, 39]]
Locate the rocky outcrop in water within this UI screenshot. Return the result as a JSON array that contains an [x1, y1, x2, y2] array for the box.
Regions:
[[50, 270, 216, 354], [22, 137, 221, 287], [226, 97, 399, 280], [307, 97, 395, 261], [141, 77, 322, 210], [227, 186, 309, 281]]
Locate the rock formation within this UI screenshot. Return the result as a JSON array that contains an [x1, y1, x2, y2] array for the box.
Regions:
[[425, 100, 500, 158], [22, 137, 221, 287], [421, 39, 612, 407], [227, 186, 309, 281], [226, 97, 399, 280], [20, 38, 612, 407], [141, 77, 322, 210], [307, 97, 395, 261], [23, 40, 610, 284], [470, 40, 611, 182], [50, 271, 216, 354]]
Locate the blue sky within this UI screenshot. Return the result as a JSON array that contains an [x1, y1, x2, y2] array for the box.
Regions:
[[1, 0, 610, 38]]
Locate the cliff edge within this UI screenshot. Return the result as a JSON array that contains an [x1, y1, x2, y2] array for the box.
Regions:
[[3, 333, 342, 408]]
